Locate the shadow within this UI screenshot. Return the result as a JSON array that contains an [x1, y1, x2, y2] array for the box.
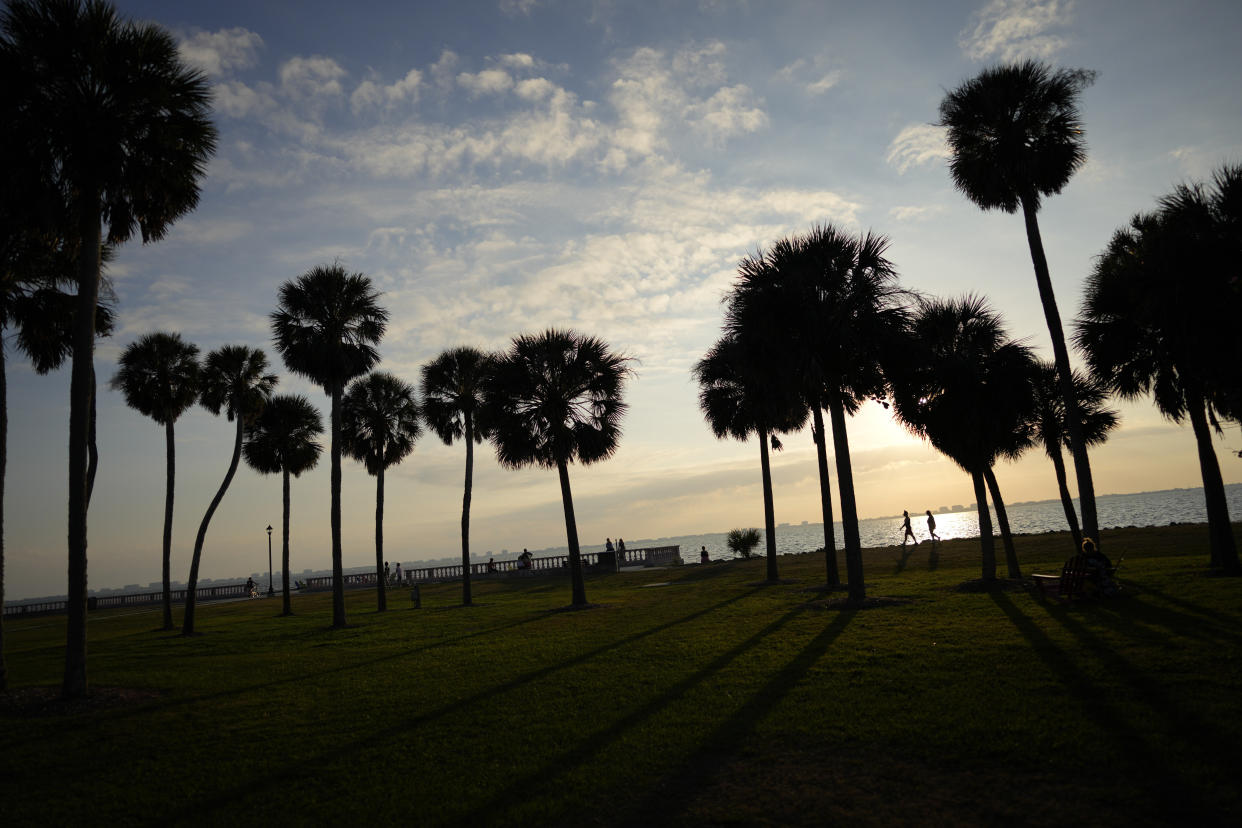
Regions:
[[991, 592, 1218, 824], [619, 610, 855, 824], [167, 586, 764, 822], [927, 540, 939, 571], [893, 544, 915, 573], [1128, 582, 1242, 629], [456, 601, 819, 824]]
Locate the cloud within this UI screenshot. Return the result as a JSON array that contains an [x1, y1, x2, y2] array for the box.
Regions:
[[959, 0, 1075, 62], [499, 0, 542, 15], [350, 69, 423, 113], [457, 68, 515, 97], [888, 204, 947, 222], [178, 27, 263, 77], [279, 56, 348, 100], [885, 123, 949, 173], [805, 71, 842, 95]]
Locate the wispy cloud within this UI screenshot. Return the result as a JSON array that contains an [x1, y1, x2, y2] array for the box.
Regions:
[[959, 0, 1075, 62], [885, 123, 949, 173], [177, 27, 263, 77]]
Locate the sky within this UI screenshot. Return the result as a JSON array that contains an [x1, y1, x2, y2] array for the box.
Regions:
[[7, 0, 1242, 600]]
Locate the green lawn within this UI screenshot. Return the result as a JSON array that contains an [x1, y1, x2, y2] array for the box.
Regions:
[[3, 524, 1241, 826]]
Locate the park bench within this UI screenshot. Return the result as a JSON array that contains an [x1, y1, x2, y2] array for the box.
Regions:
[[1031, 554, 1089, 601]]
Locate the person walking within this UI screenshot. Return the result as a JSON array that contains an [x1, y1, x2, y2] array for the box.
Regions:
[[901, 511, 919, 546], [925, 510, 940, 543]]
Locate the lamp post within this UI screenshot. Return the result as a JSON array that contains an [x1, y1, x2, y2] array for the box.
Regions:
[[266, 524, 275, 597]]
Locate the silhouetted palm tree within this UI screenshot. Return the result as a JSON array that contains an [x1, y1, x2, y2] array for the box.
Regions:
[[1030, 361, 1118, 551], [1078, 165, 1242, 574], [890, 296, 1036, 581], [939, 60, 1101, 551], [726, 225, 906, 598], [243, 394, 323, 616], [342, 372, 421, 612], [421, 347, 493, 606], [182, 346, 276, 635], [482, 330, 632, 607], [110, 332, 200, 630], [272, 264, 387, 627], [693, 335, 807, 584], [4, 0, 216, 696]]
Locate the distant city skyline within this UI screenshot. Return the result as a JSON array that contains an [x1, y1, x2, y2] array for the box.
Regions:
[[7, 0, 1242, 600]]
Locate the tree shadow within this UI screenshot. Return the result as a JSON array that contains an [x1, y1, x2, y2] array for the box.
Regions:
[[617, 610, 855, 824], [165, 586, 765, 823], [455, 601, 824, 824], [991, 592, 1222, 824]]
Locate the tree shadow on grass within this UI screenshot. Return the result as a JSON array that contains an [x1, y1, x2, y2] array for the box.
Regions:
[[614, 609, 855, 825], [166, 586, 765, 823], [1123, 582, 1242, 632], [991, 591, 1224, 825], [455, 601, 829, 825]]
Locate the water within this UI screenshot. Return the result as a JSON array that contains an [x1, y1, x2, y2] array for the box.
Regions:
[[569, 484, 1242, 560]]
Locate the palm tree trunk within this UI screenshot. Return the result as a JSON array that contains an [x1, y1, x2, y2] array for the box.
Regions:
[[812, 406, 839, 586], [374, 464, 386, 612], [87, 369, 98, 508], [182, 415, 245, 636], [161, 421, 176, 630], [330, 381, 346, 628], [281, 467, 292, 616], [1, 342, 7, 691], [1048, 446, 1082, 552], [983, 467, 1021, 578], [1186, 395, 1239, 574], [972, 470, 996, 582], [829, 400, 865, 602], [1020, 194, 1099, 547], [64, 199, 101, 699], [556, 459, 587, 606], [461, 414, 474, 606], [758, 427, 778, 582]]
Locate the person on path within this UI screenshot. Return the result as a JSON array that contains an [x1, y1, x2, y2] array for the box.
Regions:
[[384, 561, 391, 584], [605, 538, 615, 553], [901, 511, 919, 546], [246, 577, 257, 598], [926, 510, 940, 542], [700, 545, 709, 564], [617, 538, 626, 564], [394, 562, 402, 584]]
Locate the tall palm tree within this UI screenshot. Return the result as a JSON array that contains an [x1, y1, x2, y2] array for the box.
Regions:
[[1078, 165, 1242, 574], [1030, 361, 1118, 551], [272, 264, 387, 627], [939, 60, 1101, 551], [890, 296, 1036, 582], [110, 332, 200, 630], [182, 346, 276, 635], [482, 330, 632, 607], [243, 394, 323, 616], [421, 347, 493, 606], [4, 0, 216, 696], [693, 335, 807, 584], [726, 225, 906, 598], [342, 372, 421, 612]]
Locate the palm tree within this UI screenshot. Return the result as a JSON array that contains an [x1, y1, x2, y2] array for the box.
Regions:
[[939, 60, 1101, 551], [421, 347, 493, 606], [182, 346, 277, 635], [482, 330, 632, 607], [890, 296, 1036, 582], [342, 372, 421, 612], [271, 264, 387, 627], [726, 225, 906, 598], [110, 332, 200, 630], [693, 335, 807, 584], [4, 0, 216, 696], [1078, 165, 1242, 574], [1030, 361, 1118, 551], [243, 395, 323, 616]]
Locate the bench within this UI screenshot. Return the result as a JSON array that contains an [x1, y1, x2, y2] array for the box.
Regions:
[[1031, 554, 1089, 601]]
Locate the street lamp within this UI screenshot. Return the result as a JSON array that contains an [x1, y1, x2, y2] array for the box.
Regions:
[[266, 524, 275, 597]]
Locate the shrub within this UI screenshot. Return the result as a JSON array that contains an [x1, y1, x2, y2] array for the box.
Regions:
[[726, 528, 762, 559]]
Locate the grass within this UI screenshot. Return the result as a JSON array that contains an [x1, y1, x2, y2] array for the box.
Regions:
[[3, 524, 1241, 826]]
